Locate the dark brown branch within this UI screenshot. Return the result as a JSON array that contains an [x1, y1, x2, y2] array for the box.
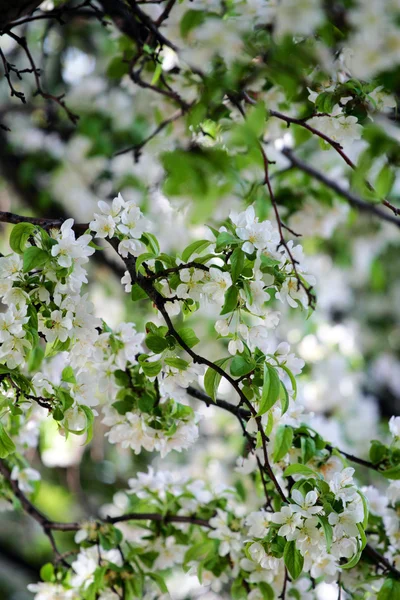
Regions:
[[0, 47, 26, 103], [326, 444, 378, 471], [108, 512, 212, 529], [106, 236, 288, 504], [244, 93, 400, 221], [0, 211, 88, 233], [0, 461, 68, 564], [6, 31, 79, 124], [114, 108, 185, 158], [0, 459, 212, 534], [127, 0, 178, 51], [364, 543, 400, 579], [282, 149, 400, 229], [2, 2, 106, 31], [146, 260, 209, 281], [186, 386, 250, 420]]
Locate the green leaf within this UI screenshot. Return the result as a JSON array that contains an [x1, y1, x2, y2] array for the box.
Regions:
[[107, 56, 130, 79], [220, 285, 239, 315], [340, 547, 362, 569], [230, 355, 255, 377], [230, 247, 245, 283], [148, 573, 168, 594], [357, 522, 367, 550], [177, 327, 200, 348], [183, 540, 215, 567], [0, 422, 16, 458], [281, 365, 297, 399], [145, 333, 168, 353], [283, 540, 303, 580], [9, 222, 36, 254], [204, 357, 230, 401], [375, 163, 395, 198], [79, 405, 94, 444], [182, 239, 211, 263], [61, 366, 76, 384], [135, 252, 156, 274], [137, 394, 156, 413], [381, 465, 400, 480], [273, 426, 293, 463], [161, 148, 232, 216], [231, 577, 247, 600], [357, 489, 369, 529], [258, 363, 281, 415], [40, 563, 55, 583], [378, 577, 400, 600], [280, 381, 289, 415], [131, 284, 148, 301], [112, 399, 134, 415], [245, 101, 267, 137], [258, 582, 274, 600], [301, 436, 316, 464], [22, 247, 49, 272], [215, 232, 240, 252], [114, 370, 130, 387], [139, 356, 162, 377], [369, 439, 387, 465], [164, 357, 189, 370], [283, 464, 321, 479], [317, 516, 333, 552], [142, 232, 160, 255], [180, 9, 206, 38], [151, 62, 163, 85]]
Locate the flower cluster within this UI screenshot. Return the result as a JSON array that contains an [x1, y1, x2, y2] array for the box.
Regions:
[[0, 195, 399, 600]]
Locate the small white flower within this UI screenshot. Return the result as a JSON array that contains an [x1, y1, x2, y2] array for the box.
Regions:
[[228, 338, 244, 355], [271, 505, 303, 538], [11, 466, 41, 493], [292, 489, 323, 518], [89, 214, 115, 238], [202, 268, 232, 305], [389, 416, 400, 439]]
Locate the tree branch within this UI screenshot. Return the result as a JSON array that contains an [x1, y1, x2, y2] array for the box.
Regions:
[[281, 149, 400, 229]]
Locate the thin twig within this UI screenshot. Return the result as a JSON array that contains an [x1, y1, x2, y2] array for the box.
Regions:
[[114, 108, 185, 158]]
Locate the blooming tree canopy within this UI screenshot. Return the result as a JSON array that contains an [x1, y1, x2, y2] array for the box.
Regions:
[[0, 1, 400, 599]]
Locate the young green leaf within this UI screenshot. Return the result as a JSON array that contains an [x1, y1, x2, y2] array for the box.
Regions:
[[220, 285, 239, 315], [135, 252, 156, 274], [283, 464, 321, 479], [204, 357, 230, 401], [230, 247, 245, 283], [61, 366, 76, 384], [164, 357, 189, 370], [145, 333, 169, 353], [273, 426, 293, 462], [182, 239, 211, 263], [230, 355, 255, 377], [258, 363, 280, 415], [317, 516, 333, 552], [131, 284, 148, 301], [378, 577, 400, 600], [283, 540, 304, 580], [0, 422, 16, 458], [177, 327, 200, 348], [9, 222, 36, 254], [23, 247, 49, 272]]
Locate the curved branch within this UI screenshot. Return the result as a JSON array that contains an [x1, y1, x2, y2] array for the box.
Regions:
[[0, 459, 212, 535], [282, 149, 400, 229], [106, 236, 288, 504]]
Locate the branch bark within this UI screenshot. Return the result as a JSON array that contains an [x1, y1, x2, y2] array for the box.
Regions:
[[282, 149, 400, 229]]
